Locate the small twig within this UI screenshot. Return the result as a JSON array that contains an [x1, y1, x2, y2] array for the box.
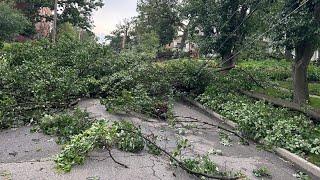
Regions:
[[69, 98, 80, 107], [174, 116, 249, 145], [107, 148, 129, 168], [214, 65, 236, 72], [235, 67, 265, 89]]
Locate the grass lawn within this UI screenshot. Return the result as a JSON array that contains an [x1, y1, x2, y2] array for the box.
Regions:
[[310, 96, 320, 109], [309, 83, 320, 96], [278, 81, 320, 97], [308, 154, 320, 167], [255, 85, 320, 110], [255, 86, 292, 100]]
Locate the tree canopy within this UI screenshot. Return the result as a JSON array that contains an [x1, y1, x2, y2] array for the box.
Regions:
[[0, 2, 30, 45], [15, 0, 103, 33], [137, 0, 180, 46], [57, 0, 104, 30], [185, 0, 273, 66], [272, 0, 320, 104]]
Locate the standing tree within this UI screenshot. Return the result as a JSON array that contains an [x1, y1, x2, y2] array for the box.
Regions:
[[185, 0, 271, 67], [137, 0, 180, 46], [106, 18, 159, 59], [15, 0, 103, 33], [118, 19, 134, 49], [273, 0, 320, 104], [57, 0, 104, 30], [0, 2, 29, 46], [177, 0, 193, 51], [106, 18, 136, 52]]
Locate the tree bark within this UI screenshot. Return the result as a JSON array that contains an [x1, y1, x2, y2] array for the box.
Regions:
[[221, 51, 236, 69], [293, 42, 314, 104], [179, 23, 189, 51], [121, 25, 130, 50], [285, 47, 294, 61], [121, 30, 127, 50], [121, 34, 126, 49], [316, 49, 320, 66], [52, 0, 58, 44]]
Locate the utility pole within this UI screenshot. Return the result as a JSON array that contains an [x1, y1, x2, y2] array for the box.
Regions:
[[52, 0, 58, 44]]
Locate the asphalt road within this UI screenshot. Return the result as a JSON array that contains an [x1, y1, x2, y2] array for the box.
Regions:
[[0, 99, 308, 180]]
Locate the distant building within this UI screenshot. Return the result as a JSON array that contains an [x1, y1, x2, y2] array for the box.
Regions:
[[35, 7, 53, 39], [284, 48, 319, 61], [312, 50, 319, 61], [262, 38, 319, 61], [166, 36, 199, 58], [15, 3, 53, 40]]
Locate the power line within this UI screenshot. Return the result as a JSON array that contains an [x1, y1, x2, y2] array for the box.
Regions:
[[194, 0, 265, 76], [213, 0, 312, 103], [218, 0, 250, 34], [198, 1, 299, 72], [219, 0, 310, 67], [216, 0, 264, 56]]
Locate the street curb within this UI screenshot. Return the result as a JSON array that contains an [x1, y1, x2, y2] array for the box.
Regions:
[[181, 96, 237, 128], [181, 96, 320, 178]]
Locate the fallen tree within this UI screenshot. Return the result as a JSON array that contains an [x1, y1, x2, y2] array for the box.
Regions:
[[240, 90, 320, 123]]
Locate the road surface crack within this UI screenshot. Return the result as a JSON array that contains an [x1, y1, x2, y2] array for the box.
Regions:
[[149, 157, 162, 180]]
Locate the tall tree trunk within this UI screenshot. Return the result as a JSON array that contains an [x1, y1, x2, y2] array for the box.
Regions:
[[121, 33, 127, 49], [52, 0, 58, 44], [316, 49, 320, 66], [121, 35, 126, 49], [285, 47, 294, 61], [121, 27, 129, 50], [293, 42, 314, 104], [179, 23, 189, 51], [221, 50, 236, 68]]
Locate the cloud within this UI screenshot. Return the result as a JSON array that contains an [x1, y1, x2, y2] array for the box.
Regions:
[[92, 0, 138, 37]]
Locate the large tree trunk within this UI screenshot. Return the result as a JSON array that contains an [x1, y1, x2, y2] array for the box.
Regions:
[[221, 51, 236, 68], [285, 47, 294, 61], [179, 23, 189, 51], [121, 33, 127, 49], [121, 27, 129, 50], [293, 42, 314, 104]]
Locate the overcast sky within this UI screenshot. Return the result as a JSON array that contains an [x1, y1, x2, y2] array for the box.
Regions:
[[92, 0, 138, 40]]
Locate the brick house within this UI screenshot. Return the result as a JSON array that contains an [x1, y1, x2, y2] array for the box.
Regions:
[[15, 3, 53, 41]]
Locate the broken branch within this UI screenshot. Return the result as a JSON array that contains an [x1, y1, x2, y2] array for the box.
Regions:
[[173, 115, 249, 145], [107, 148, 129, 168], [119, 128, 242, 180]]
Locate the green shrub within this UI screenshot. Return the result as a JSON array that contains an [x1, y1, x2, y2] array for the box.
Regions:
[[183, 155, 219, 176], [253, 167, 271, 177], [308, 66, 320, 82], [55, 121, 111, 172], [198, 85, 320, 157], [239, 60, 291, 81], [146, 135, 162, 156], [99, 59, 259, 120], [55, 120, 145, 172], [0, 37, 113, 128], [239, 60, 320, 82], [39, 109, 92, 144], [112, 121, 145, 153], [309, 83, 320, 96]]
